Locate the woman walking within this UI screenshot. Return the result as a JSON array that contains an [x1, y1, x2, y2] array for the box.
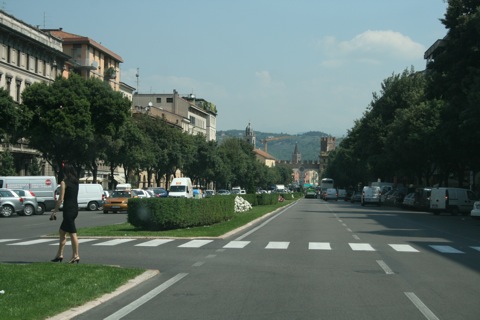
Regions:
[[50, 163, 80, 264]]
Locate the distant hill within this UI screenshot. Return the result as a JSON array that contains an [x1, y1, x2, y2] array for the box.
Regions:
[[216, 130, 337, 161]]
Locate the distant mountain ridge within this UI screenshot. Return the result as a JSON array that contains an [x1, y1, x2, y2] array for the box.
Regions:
[[216, 130, 333, 161]]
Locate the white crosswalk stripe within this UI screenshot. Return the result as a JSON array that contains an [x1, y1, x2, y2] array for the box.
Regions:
[[49, 239, 97, 246], [1, 238, 479, 255], [265, 241, 289, 249], [389, 244, 419, 252], [429, 245, 464, 254], [93, 239, 136, 246], [349, 243, 375, 251], [0, 239, 19, 243], [308, 242, 331, 250], [7, 239, 57, 246], [178, 240, 213, 248], [135, 239, 175, 247], [223, 241, 250, 249]]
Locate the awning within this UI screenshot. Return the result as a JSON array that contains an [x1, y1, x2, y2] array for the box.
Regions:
[[113, 174, 126, 184]]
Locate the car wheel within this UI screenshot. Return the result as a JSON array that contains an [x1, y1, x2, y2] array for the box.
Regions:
[[103, 210, 108, 214], [23, 204, 35, 216], [36, 204, 45, 215], [1, 205, 14, 217], [88, 202, 99, 211]]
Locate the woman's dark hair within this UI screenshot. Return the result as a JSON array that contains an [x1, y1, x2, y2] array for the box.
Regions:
[[63, 163, 78, 184]]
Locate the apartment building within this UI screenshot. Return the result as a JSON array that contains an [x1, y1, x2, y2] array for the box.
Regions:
[[132, 91, 217, 141]]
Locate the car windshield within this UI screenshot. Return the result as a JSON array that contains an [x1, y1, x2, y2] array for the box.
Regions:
[[112, 191, 131, 198], [170, 186, 186, 192]]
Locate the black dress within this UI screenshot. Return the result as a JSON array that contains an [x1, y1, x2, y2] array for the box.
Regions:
[[60, 180, 79, 233]]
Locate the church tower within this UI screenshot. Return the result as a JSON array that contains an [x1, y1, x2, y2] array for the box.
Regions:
[[245, 122, 256, 148], [291, 142, 301, 164]]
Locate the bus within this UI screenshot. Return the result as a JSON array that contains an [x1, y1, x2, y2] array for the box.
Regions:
[[320, 178, 334, 190]]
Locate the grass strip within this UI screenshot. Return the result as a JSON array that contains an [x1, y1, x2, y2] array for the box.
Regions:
[[79, 200, 293, 237], [0, 263, 144, 320]]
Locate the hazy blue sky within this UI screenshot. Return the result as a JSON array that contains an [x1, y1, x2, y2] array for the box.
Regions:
[[5, 0, 448, 136]]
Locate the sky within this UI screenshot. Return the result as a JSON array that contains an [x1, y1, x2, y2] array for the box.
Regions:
[[5, 0, 448, 137]]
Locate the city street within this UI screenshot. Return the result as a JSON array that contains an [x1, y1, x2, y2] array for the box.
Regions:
[[2, 199, 480, 319]]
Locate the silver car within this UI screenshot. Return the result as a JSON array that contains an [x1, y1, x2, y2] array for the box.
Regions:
[[12, 189, 39, 216], [0, 188, 24, 217]]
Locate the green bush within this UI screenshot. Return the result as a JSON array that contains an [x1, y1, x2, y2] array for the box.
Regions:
[[128, 196, 236, 231]]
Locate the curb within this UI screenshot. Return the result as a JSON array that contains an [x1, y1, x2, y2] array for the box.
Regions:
[[46, 269, 160, 320]]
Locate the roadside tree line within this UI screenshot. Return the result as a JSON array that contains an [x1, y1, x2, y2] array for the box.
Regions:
[[324, 1, 480, 191], [0, 74, 292, 192]]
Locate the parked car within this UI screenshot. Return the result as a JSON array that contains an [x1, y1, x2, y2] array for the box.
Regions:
[[0, 188, 24, 217], [147, 187, 168, 198], [132, 189, 150, 198], [217, 189, 230, 195], [12, 189, 38, 216], [402, 193, 415, 209], [204, 189, 216, 197], [384, 189, 406, 206], [361, 186, 381, 206], [337, 189, 347, 200], [323, 188, 338, 201], [471, 201, 480, 219], [350, 191, 362, 203], [103, 190, 133, 214]]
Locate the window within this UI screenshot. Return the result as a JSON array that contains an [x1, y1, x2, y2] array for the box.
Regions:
[[156, 97, 161, 103], [166, 97, 173, 103], [189, 116, 196, 126]]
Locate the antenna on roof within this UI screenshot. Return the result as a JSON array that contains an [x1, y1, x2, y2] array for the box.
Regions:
[[135, 67, 139, 93]]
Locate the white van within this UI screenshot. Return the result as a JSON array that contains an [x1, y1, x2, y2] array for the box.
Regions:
[[78, 184, 104, 211], [116, 183, 132, 191], [430, 187, 477, 215], [56, 183, 105, 211], [169, 178, 193, 198], [361, 186, 381, 206], [0, 176, 57, 215]]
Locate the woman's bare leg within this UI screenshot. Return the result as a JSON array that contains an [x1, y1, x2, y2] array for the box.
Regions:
[[55, 229, 67, 258], [70, 232, 79, 259]]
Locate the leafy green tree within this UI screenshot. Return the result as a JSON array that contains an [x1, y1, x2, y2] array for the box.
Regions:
[[426, 0, 480, 186], [21, 74, 94, 175], [84, 77, 131, 183], [0, 150, 16, 175], [0, 88, 30, 144]]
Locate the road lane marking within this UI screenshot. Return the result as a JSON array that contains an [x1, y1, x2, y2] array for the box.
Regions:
[[471, 246, 480, 252], [376, 260, 394, 274], [309, 242, 331, 250], [49, 239, 97, 246], [135, 239, 174, 247], [178, 240, 213, 248], [265, 241, 289, 249], [7, 239, 57, 245], [389, 244, 419, 252], [104, 273, 188, 320], [223, 241, 250, 248], [404, 292, 440, 320], [349, 243, 375, 251], [192, 261, 204, 267], [93, 239, 136, 246], [429, 245, 464, 254], [234, 204, 293, 241], [352, 235, 361, 240], [0, 239, 19, 243]]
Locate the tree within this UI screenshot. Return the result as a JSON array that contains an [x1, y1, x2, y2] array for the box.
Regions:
[[426, 0, 480, 186], [0, 88, 30, 144], [0, 150, 16, 176], [21, 74, 94, 176]]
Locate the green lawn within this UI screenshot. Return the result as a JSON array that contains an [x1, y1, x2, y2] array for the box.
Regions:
[[0, 263, 144, 320], [1, 199, 294, 319]]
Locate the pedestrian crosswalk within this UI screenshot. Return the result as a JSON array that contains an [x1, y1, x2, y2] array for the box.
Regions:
[[1, 238, 478, 255]]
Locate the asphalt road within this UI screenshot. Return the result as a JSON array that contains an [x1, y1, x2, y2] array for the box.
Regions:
[[2, 199, 480, 319]]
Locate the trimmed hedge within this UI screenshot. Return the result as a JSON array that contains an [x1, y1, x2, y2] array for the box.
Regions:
[[128, 192, 301, 231]]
